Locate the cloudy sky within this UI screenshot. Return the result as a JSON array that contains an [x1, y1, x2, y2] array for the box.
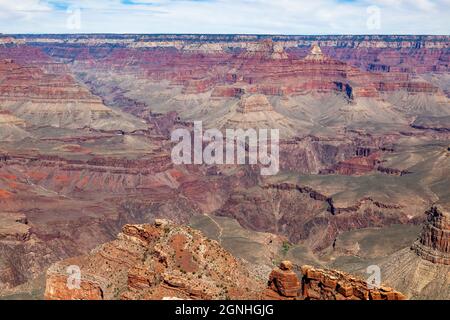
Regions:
[[0, 0, 448, 34]]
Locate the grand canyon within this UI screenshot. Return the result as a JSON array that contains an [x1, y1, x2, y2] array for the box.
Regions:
[[0, 33, 448, 300]]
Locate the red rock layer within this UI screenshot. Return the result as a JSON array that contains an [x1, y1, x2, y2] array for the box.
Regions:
[[412, 205, 450, 265], [264, 263, 406, 300], [264, 261, 301, 299], [46, 42, 442, 98], [298, 265, 406, 300], [325, 152, 380, 175], [4, 35, 447, 99], [0, 58, 99, 103]]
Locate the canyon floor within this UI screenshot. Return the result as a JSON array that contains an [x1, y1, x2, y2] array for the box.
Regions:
[[0, 34, 449, 300]]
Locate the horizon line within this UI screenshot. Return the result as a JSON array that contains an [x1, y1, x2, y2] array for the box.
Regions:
[[3, 33, 450, 37]]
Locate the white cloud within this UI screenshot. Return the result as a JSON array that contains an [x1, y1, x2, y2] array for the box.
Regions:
[[0, 0, 52, 21], [0, 0, 448, 34]]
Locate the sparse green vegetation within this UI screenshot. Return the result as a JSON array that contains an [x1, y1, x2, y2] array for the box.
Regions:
[[281, 241, 292, 255]]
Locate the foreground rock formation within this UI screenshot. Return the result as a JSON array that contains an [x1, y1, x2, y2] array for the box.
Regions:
[[298, 265, 405, 300], [265, 263, 405, 300], [45, 220, 265, 300], [44, 220, 407, 300], [265, 261, 301, 298]]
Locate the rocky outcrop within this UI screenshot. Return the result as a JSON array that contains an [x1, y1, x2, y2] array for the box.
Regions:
[[223, 93, 298, 136], [238, 39, 288, 60], [374, 205, 450, 299], [44, 220, 265, 300], [411, 115, 450, 132], [45, 274, 104, 300], [304, 44, 325, 61], [323, 152, 380, 175], [298, 265, 406, 300], [265, 262, 406, 300], [377, 166, 411, 176], [236, 94, 274, 113], [265, 261, 301, 299], [0, 212, 30, 242], [412, 205, 450, 265]]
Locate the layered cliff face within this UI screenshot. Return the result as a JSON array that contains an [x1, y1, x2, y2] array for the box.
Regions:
[[10, 34, 448, 72], [237, 39, 289, 60], [412, 205, 450, 265], [34, 36, 445, 96], [215, 181, 415, 251], [56, 41, 448, 139], [45, 220, 266, 300], [0, 56, 145, 132], [359, 205, 450, 300], [221, 94, 299, 136], [265, 262, 405, 300]]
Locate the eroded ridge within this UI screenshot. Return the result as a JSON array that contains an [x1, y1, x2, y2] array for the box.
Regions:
[[412, 205, 450, 265]]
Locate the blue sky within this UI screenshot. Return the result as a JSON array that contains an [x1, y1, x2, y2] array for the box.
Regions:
[[0, 0, 448, 34]]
